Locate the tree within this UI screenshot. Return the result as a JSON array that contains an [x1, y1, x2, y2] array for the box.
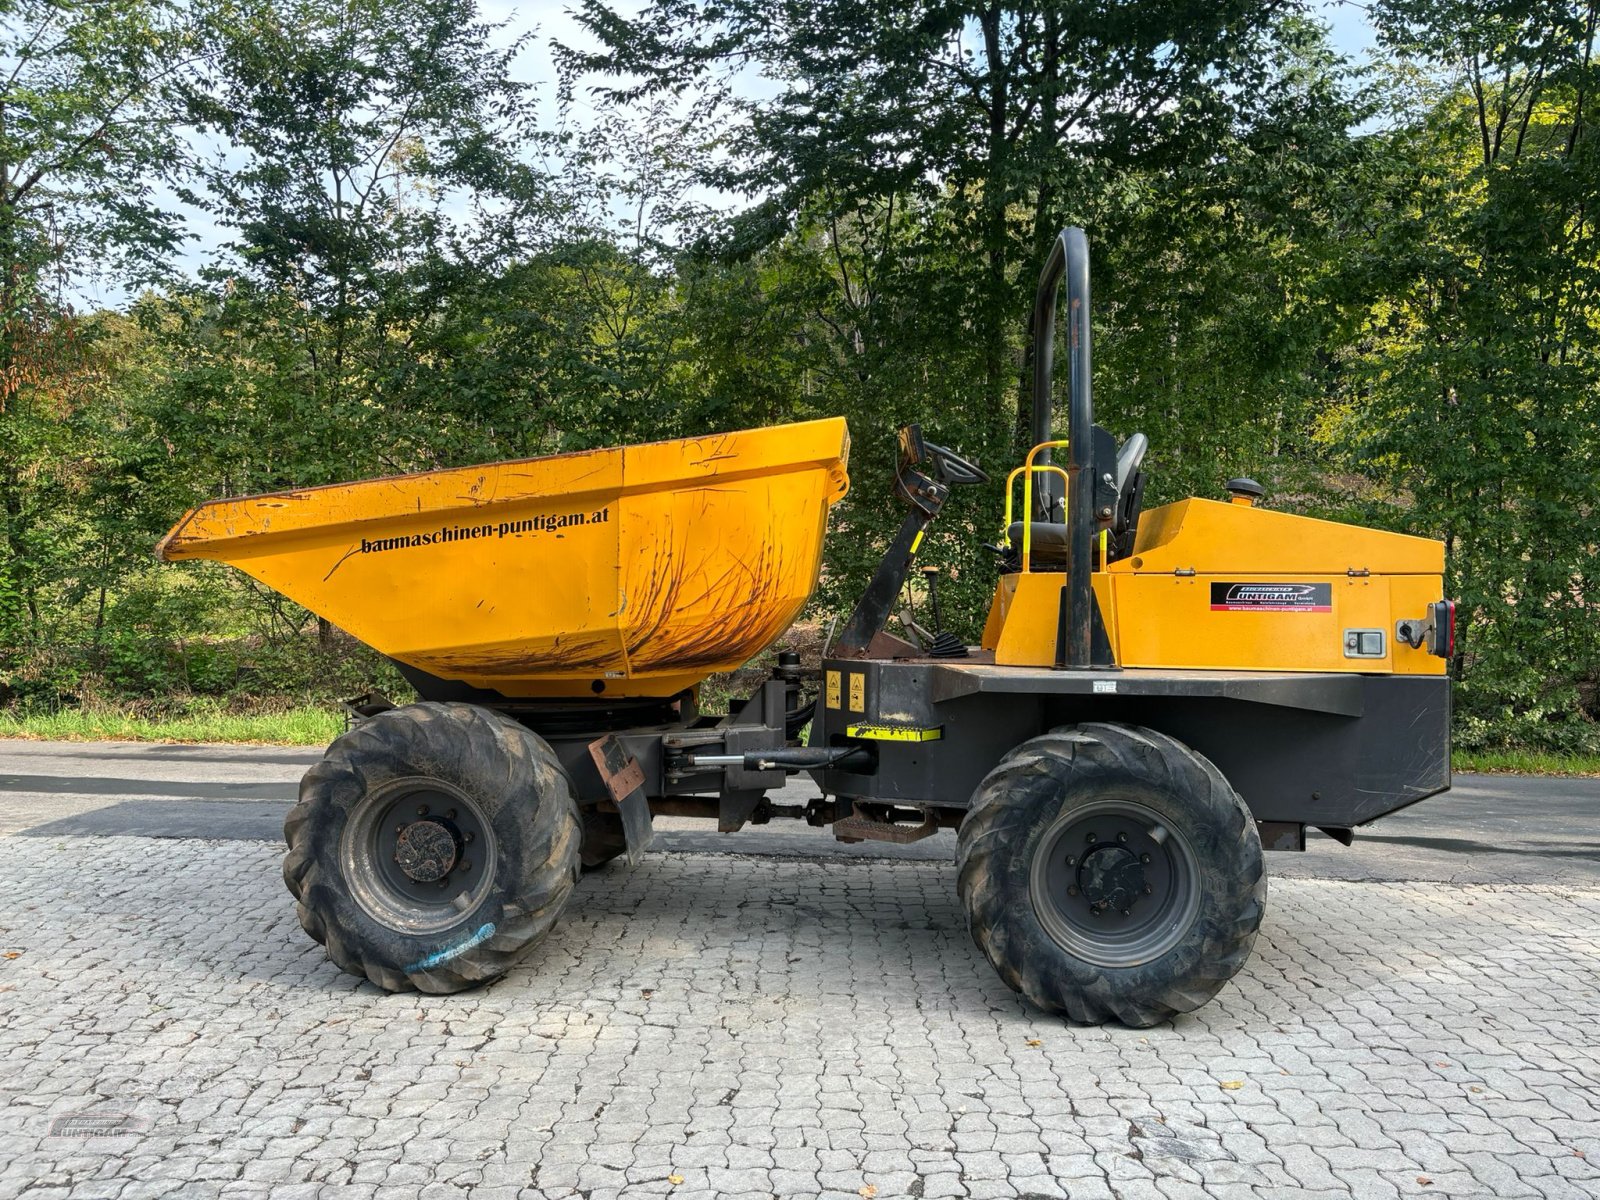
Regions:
[[178, 0, 556, 484], [561, 3, 1375, 636], [564, 0, 1333, 437], [1336, 0, 1600, 748], [0, 0, 196, 639]]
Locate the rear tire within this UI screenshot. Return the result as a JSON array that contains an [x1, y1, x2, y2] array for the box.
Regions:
[[283, 702, 581, 993], [956, 722, 1264, 1027]]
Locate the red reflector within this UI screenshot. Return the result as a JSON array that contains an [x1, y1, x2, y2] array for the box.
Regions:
[[1427, 600, 1456, 658]]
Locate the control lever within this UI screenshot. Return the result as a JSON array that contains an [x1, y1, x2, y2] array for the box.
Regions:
[[920, 566, 969, 659]]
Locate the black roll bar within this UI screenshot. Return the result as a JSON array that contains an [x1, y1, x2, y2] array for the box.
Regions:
[[1030, 227, 1096, 669]]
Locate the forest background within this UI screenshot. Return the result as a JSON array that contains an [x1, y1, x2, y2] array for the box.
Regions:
[[1, 0, 1596, 762]]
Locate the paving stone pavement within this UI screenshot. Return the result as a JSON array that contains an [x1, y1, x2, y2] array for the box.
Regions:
[[1, 837, 1599, 1200]]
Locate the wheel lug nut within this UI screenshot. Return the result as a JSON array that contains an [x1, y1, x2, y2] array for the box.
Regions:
[[1144, 885, 1153, 894], [1117, 832, 1128, 843], [1085, 833, 1097, 844], [1141, 853, 1151, 864], [417, 805, 429, 816], [1065, 856, 1076, 866], [1066, 885, 1078, 897], [463, 833, 473, 844], [447, 809, 457, 819], [459, 861, 471, 872]]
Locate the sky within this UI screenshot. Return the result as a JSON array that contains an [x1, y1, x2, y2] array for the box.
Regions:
[[488, 0, 1379, 89], [74, 0, 1380, 309]]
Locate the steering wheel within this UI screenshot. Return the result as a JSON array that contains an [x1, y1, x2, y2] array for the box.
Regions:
[[923, 440, 990, 486]]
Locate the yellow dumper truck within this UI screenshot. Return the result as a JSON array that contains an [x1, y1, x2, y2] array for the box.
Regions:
[[159, 230, 1453, 1025]]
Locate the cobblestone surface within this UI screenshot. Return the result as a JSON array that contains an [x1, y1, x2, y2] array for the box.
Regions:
[[1, 838, 1598, 1199]]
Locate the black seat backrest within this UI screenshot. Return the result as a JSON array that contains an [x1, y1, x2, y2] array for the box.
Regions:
[[1110, 433, 1149, 560], [999, 432, 1149, 571]]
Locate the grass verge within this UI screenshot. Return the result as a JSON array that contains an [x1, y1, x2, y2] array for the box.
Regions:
[[3, 705, 1599, 775], [0, 705, 341, 745], [1452, 749, 1600, 777]]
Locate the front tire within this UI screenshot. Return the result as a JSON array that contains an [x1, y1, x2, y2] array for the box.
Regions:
[[956, 723, 1264, 1027], [283, 702, 581, 993]]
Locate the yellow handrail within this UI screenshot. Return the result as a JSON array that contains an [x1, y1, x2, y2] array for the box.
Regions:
[[1002, 464, 1069, 569], [1005, 440, 1070, 573]]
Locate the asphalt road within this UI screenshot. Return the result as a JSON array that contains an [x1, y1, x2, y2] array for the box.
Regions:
[[2, 738, 1597, 884]]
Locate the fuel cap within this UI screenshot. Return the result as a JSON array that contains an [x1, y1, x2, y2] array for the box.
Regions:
[[1225, 477, 1265, 506]]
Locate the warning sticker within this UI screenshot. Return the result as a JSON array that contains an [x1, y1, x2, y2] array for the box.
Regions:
[[1209, 582, 1331, 612]]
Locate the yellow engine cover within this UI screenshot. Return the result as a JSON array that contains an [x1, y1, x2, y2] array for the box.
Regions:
[[983, 498, 1447, 676], [158, 418, 851, 699]]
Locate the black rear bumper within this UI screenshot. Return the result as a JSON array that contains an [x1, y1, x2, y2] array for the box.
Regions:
[[813, 661, 1450, 829]]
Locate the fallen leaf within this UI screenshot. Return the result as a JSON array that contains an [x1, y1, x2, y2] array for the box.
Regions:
[[860, 1187, 878, 1198], [2, 952, 19, 960], [641, 989, 654, 999], [1470, 1085, 1484, 1093], [1417, 1176, 1433, 1186], [1219, 1080, 1245, 1090], [668, 1175, 684, 1186], [1575, 1150, 1587, 1159], [1026, 1039, 1042, 1047], [1435, 1061, 1449, 1067]]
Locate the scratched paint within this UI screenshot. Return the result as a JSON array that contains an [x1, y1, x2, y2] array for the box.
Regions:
[[153, 418, 852, 700]]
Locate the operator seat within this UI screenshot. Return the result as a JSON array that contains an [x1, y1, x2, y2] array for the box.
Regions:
[[1002, 432, 1148, 570]]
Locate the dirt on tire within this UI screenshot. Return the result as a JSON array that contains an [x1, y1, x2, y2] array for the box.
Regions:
[[283, 701, 581, 993], [956, 721, 1265, 1027]]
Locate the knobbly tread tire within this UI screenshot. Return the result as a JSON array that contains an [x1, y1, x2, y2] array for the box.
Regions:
[[283, 701, 581, 994], [956, 722, 1265, 1027]]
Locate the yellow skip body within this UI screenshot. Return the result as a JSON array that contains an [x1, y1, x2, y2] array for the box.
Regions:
[[158, 418, 851, 699]]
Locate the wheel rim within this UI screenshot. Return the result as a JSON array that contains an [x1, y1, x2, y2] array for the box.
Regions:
[[1028, 797, 1201, 968], [340, 776, 498, 935]]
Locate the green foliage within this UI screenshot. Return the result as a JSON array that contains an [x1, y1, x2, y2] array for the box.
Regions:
[[0, 702, 345, 744], [1329, 0, 1600, 751], [0, 0, 1594, 755], [0, 0, 193, 293], [0, 0, 198, 642]]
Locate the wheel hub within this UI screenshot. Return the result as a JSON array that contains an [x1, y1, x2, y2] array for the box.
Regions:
[[340, 778, 496, 933], [395, 819, 458, 882], [1078, 844, 1146, 914], [1029, 797, 1201, 968]]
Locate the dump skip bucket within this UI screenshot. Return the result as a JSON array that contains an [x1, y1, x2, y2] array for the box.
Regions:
[[158, 418, 850, 699]]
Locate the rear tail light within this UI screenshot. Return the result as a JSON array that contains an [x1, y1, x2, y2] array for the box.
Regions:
[[1426, 600, 1455, 658]]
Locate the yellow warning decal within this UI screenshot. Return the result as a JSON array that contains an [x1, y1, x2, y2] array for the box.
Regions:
[[845, 724, 943, 742], [848, 672, 866, 712], [825, 670, 841, 710]]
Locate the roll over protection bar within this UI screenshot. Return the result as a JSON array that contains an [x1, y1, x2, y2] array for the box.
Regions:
[[1031, 227, 1097, 669]]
